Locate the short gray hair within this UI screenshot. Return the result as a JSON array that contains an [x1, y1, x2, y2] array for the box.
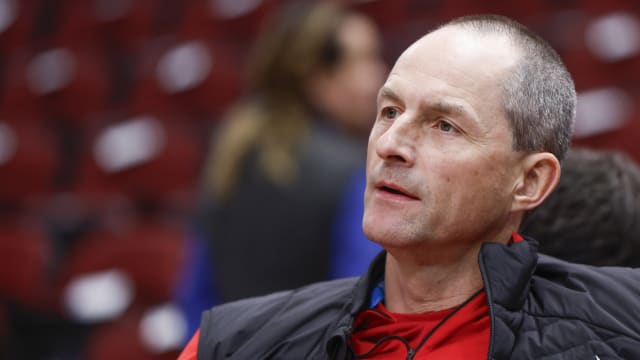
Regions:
[[443, 15, 576, 161]]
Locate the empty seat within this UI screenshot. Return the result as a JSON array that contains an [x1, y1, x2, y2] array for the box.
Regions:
[[73, 113, 202, 205], [350, 0, 411, 28], [84, 307, 182, 360], [150, 36, 243, 121], [0, 119, 58, 203], [0, 224, 51, 308], [180, 0, 277, 45], [580, 0, 640, 16], [0, 0, 37, 54], [482, 0, 550, 20], [55, 0, 156, 53], [573, 109, 640, 163], [56, 222, 187, 309], [24, 45, 110, 127]]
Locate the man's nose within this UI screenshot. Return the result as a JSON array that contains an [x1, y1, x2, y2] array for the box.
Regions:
[[374, 118, 415, 166]]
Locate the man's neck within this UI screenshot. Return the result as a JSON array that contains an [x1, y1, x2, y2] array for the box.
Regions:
[[382, 242, 486, 314]]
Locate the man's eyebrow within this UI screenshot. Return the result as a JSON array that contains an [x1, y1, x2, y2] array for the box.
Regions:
[[377, 86, 400, 102], [425, 100, 478, 123], [432, 101, 467, 116], [377, 87, 476, 123]]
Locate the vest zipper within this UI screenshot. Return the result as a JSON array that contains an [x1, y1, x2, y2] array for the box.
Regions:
[[478, 246, 495, 360]]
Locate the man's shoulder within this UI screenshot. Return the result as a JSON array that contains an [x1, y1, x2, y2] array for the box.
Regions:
[[534, 254, 640, 298], [198, 277, 360, 358], [529, 256, 640, 338], [490, 254, 640, 358]]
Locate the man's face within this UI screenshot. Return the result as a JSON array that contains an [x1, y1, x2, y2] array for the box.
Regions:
[[362, 26, 525, 250]]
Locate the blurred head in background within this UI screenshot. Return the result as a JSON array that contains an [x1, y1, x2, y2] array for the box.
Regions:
[[209, 1, 386, 199], [302, 7, 386, 138], [520, 147, 640, 267], [247, 0, 386, 137]]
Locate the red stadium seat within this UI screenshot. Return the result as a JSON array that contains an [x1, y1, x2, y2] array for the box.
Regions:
[[55, 0, 155, 52], [93, 0, 156, 52], [179, 0, 277, 45], [73, 112, 202, 207], [350, 0, 411, 27], [56, 223, 187, 308], [1, 51, 44, 118], [0, 224, 51, 309], [148, 36, 243, 121], [581, 0, 640, 16], [0, 119, 58, 203], [84, 308, 182, 360], [573, 107, 640, 163], [562, 50, 613, 91], [435, 0, 490, 21], [1, 46, 110, 128], [25, 46, 110, 127], [482, 0, 550, 21], [0, 0, 37, 54]]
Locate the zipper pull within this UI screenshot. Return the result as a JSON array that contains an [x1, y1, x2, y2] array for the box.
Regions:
[[406, 348, 416, 360]]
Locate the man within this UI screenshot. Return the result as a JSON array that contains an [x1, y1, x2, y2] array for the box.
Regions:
[[180, 14, 640, 359]]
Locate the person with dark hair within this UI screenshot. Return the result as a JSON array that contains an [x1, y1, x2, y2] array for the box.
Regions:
[[174, 0, 386, 344], [197, 0, 385, 302], [521, 147, 640, 267], [179, 14, 640, 359]]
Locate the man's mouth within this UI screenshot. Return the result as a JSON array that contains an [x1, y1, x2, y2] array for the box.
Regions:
[[376, 183, 419, 200], [381, 186, 406, 195]]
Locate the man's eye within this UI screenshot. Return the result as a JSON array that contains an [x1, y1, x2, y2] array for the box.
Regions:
[[382, 107, 398, 119], [438, 120, 455, 132]]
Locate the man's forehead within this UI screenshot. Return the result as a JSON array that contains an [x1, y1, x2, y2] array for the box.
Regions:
[[401, 25, 519, 68]]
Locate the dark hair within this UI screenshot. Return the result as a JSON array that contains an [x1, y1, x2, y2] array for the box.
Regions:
[[520, 148, 640, 267], [442, 15, 576, 161]]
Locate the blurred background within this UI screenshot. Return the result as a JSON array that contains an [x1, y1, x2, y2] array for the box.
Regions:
[[1, 0, 640, 359]]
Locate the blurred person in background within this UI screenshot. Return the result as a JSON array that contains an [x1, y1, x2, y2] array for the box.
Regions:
[[174, 0, 386, 341], [520, 147, 640, 267]]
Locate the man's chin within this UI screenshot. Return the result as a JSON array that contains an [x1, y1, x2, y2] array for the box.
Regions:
[[364, 220, 415, 247]]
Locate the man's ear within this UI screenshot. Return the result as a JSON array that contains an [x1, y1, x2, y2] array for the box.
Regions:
[[512, 152, 561, 212]]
